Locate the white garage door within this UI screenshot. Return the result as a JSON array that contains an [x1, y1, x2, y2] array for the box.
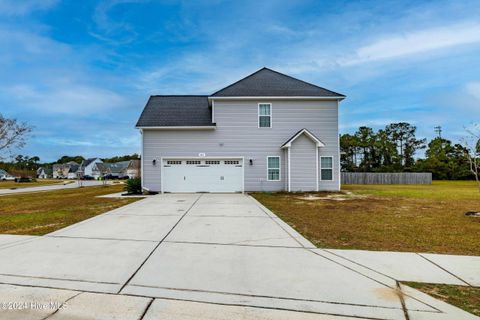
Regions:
[[162, 158, 243, 193]]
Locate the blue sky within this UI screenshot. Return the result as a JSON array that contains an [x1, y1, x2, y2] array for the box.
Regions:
[[1, 0, 479, 162]]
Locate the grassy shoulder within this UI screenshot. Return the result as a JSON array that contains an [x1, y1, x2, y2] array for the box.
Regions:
[[0, 179, 69, 189], [0, 184, 140, 235], [405, 282, 480, 317], [251, 181, 480, 255]]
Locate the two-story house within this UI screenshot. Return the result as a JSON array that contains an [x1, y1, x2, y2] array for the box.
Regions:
[[79, 158, 103, 179], [136, 68, 345, 193]]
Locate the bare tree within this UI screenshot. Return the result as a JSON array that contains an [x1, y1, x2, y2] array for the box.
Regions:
[[462, 123, 480, 192], [0, 114, 33, 160]]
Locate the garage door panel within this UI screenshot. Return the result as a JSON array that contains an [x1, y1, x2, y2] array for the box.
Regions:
[[163, 159, 243, 193]]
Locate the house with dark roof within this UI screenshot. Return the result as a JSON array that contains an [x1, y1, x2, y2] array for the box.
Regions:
[[53, 161, 79, 179], [78, 158, 103, 179], [136, 67, 345, 192], [37, 167, 53, 179]]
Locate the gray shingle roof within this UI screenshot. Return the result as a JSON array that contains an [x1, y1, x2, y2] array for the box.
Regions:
[[211, 67, 345, 97], [136, 68, 344, 127], [136, 96, 212, 127]]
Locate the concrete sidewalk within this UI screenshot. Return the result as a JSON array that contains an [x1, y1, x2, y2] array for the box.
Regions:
[[0, 180, 112, 196], [0, 193, 478, 320]]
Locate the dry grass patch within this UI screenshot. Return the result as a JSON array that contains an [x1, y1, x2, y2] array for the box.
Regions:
[[0, 184, 140, 235], [251, 181, 480, 255], [405, 282, 480, 317]]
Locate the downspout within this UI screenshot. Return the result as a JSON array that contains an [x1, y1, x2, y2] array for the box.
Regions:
[[140, 129, 144, 190], [316, 146, 319, 192], [287, 147, 291, 192]]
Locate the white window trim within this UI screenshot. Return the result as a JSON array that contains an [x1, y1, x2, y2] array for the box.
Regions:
[[266, 156, 281, 181], [320, 156, 334, 181], [258, 103, 272, 128]]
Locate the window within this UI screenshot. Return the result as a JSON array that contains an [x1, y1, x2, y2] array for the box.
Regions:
[[205, 160, 220, 165], [267, 156, 280, 181], [320, 157, 333, 181], [225, 160, 240, 165], [258, 103, 271, 128], [166, 160, 182, 165], [186, 160, 201, 165]]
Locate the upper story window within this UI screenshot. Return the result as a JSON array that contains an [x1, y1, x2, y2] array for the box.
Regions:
[[258, 103, 272, 128]]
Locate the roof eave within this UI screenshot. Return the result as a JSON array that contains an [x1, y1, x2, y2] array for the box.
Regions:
[[208, 96, 345, 101], [136, 125, 217, 130]]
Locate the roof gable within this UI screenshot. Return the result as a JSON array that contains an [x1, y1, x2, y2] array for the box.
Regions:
[[281, 128, 325, 148], [211, 67, 344, 98]]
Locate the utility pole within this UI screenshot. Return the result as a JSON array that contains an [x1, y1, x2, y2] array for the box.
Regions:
[[434, 126, 442, 138]]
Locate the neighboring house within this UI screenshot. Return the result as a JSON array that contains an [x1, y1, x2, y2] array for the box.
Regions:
[[93, 160, 137, 179], [0, 169, 15, 181], [126, 160, 141, 179], [53, 161, 79, 179], [92, 163, 110, 178], [37, 167, 52, 179], [106, 161, 130, 178], [67, 164, 80, 179], [136, 67, 345, 193], [79, 158, 103, 179]]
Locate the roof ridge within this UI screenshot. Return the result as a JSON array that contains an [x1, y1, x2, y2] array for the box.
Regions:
[[261, 68, 345, 97], [210, 67, 345, 97], [210, 67, 268, 96], [150, 95, 209, 97]]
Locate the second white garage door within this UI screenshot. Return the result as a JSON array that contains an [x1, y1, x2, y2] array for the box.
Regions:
[[162, 158, 243, 193]]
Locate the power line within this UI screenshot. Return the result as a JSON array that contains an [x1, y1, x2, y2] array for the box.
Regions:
[[434, 126, 442, 138]]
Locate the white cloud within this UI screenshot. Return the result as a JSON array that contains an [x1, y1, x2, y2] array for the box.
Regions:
[[0, 0, 58, 15], [340, 22, 480, 66], [4, 84, 129, 115], [465, 82, 480, 101]]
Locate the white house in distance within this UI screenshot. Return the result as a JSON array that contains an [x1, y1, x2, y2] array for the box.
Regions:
[[36, 167, 52, 179], [80, 158, 103, 179]]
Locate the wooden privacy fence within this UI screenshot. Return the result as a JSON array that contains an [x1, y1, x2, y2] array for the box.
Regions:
[[341, 172, 432, 185]]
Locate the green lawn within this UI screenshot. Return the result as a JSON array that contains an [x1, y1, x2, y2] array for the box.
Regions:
[[0, 179, 70, 189], [252, 181, 480, 255], [0, 184, 140, 235]]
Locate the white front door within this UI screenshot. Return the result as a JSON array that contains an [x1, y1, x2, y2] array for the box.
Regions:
[[162, 159, 243, 193]]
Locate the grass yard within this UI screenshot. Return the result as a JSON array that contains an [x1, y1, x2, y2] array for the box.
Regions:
[[252, 181, 480, 255], [0, 179, 69, 189], [0, 184, 141, 235], [405, 282, 480, 316]]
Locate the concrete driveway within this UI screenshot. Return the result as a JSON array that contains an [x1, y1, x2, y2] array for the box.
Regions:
[[0, 194, 477, 320]]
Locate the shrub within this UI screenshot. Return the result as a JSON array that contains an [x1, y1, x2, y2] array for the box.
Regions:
[[124, 178, 142, 194], [16, 177, 32, 183]]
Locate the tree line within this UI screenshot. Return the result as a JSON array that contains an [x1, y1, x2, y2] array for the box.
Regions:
[[340, 122, 476, 180]]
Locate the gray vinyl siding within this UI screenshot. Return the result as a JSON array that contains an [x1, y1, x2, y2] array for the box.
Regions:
[[290, 134, 317, 191], [142, 99, 340, 192]]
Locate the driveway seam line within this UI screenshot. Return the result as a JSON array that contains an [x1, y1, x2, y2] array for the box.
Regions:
[[323, 249, 399, 281], [0, 273, 121, 285], [138, 298, 155, 320], [46, 235, 159, 243], [396, 281, 411, 320], [128, 295, 393, 320], [125, 283, 422, 311], [246, 195, 306, 248], [163, 240, 302, 249], [416, 253, 472, 286], [308, 249, 442, 313], [41, 291, 83, 320], [117, 194, 203, 294]]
